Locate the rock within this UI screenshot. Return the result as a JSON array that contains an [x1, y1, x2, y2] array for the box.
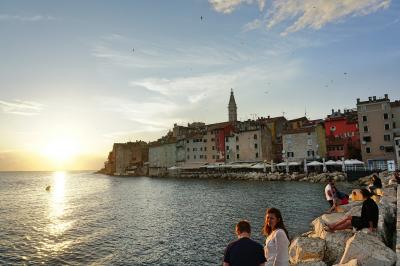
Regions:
[[312, 213, 346, 239], [289, 237, 325, 264], [333, 259, 358, 266], [294, 261, 327, 266], [344, 205, 362, 217], [324, 231, 353, 265], [339, 231, 396, 266]]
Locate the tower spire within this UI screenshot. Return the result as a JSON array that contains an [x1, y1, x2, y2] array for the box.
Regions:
[[228, 89, 237, 122]]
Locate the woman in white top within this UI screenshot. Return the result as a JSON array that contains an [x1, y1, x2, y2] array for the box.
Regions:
[[262, 208, 290, 266]]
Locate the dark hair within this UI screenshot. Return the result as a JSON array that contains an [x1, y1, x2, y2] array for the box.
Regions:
[[236, 220, 251, 234], [262, 208, 289, 239], [360, 188, 372, 198]]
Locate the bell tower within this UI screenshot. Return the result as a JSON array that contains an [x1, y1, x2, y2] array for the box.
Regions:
[[228, 89, 237, 122]]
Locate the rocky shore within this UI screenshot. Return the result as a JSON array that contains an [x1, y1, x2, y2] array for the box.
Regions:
[[164, 171, 347, 183], [288, 171, 397, 266]]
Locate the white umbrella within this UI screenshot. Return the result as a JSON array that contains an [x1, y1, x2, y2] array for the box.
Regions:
[[289, 161, 300, 166], [325, 160, 337, 166], [277, 162, 287, 167], [350, 159, 364, 165], [307, 161, 323, 166], [168, 166, 179, 170], [251, 163, 265, 169], [341, 158, 346, 172]]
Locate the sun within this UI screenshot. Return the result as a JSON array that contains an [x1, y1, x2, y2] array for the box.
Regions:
[[41, 138, 79, 164]]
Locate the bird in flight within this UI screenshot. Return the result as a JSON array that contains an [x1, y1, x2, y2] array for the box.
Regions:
[[200, 16, 203, 21]]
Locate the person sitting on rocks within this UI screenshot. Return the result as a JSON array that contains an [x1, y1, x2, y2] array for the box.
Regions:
[[326, 188, 378, 233], [223, 220, 266, 266], [394, 170, 400, 184], [325, 177, 336, 210], [262, 208, 290, 266], [368, 174, 382, 194]]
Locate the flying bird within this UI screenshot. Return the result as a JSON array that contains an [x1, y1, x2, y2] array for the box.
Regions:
[[200, 16, 203, 21], [132, 48, 134, 53]]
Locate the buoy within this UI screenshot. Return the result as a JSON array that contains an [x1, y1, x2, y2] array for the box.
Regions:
[[45, 185, 51, 191]]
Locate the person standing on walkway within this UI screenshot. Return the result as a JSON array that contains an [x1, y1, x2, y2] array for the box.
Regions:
[[262, 208, 290, 266], [223, 220, 266, 266]]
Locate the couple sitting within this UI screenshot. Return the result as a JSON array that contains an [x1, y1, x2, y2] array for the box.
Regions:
[[326, 188, 379, 233], [223, 208, 290, 266], [325, 177, 349, 213]]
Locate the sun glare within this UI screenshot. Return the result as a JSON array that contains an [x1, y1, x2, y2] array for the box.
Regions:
[[41, 138, 79, 164]]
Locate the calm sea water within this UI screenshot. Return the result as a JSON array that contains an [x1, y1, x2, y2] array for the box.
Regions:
[[0, 171, 337, 265]]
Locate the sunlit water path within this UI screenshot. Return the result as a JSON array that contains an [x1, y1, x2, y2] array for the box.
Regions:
[[0, 171, 343, 265]]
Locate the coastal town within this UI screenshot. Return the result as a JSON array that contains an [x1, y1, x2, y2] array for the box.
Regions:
[[99, 92, 400, 177]]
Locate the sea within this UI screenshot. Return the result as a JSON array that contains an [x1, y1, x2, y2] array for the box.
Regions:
[[0, 171, 345, 265]]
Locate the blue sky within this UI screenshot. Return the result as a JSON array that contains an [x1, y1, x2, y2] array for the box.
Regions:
[[0, 0, 399, 170]]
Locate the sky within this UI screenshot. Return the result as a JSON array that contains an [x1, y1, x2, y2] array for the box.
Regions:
[[0, 0, 399, 171]]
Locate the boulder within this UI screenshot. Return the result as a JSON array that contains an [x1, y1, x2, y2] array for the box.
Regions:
[[324, 231, 353, 265], [289, 237, 325, 264], [294, 261, 327, 266], [333, 259, 358, 266], [339, 231, 396, 266], [312, 213, 346, 239]]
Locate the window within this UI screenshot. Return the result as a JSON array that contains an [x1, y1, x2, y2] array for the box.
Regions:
[[204, 147, 207, 151], [205, 155, 207, 159], [393, 122, 396, 129], [385, 124, 390, 130], [236, 136, 239, 141], [398, 150, 400, 156], [307, 150, 315, 157], [200, 147, 203, 151], [363, 136, 371, 142], [236, 145, 239, 150], [200, 155, 203, 159], [193, 148, 196, 151], [187, 148, 189, 152], [212, 155, 215, 159], [203, 139, 207, 143], [255, 152, 259, 158], [211, 138, 215, 142], [384, 134, 391, 141], [254, 134, 257, 139], [237, 154, 240, 159], [363, 116, 367, 122], [187, 140, 189, 143], [226, 146, 229, 150], [396, 140, 400, 146], [364, 126, 368, 132], [227, 155, 230, 159], [385, 146, 394, 152], [384, 113, 389, 119], [187, 155, 190, 159], [287, 152, 294, 157], [194, 155, 196, 159], [212, 146, 215, 150], [366, 147, 371, 153], [307, 139, 312, 145], [225, 137, 229, 142], [254, 143, 258, 149]]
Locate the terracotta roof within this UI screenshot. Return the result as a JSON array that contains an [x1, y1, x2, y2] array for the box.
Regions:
[[287, 116, 308, 123]]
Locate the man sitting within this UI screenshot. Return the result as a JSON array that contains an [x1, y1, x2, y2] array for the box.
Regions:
[[326, 189, 378, 233], [223, 220, 266, 266]]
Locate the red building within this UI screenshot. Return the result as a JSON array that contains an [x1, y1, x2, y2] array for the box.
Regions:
[[324, 109, 361, 160]]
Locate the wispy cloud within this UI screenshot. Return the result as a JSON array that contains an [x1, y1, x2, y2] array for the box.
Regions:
[[91, 34, 249, 69], [209, 0, 266, 14], [211, 0, 391, 35], [0, 100, 43, 116], [0, 14, 55, 22]]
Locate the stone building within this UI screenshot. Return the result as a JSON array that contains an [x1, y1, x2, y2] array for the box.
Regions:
[[357, 95, 396, 169], [102, 141, 149, 176], [148, 142, 176, 176], [225, 120, 273, 162], [391, 100, 400, 168], [258, 116, 287, 162], [282, 122, 326, 162]]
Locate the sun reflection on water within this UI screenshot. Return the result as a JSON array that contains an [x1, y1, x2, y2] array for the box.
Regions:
[[41, 171, 75, 255]]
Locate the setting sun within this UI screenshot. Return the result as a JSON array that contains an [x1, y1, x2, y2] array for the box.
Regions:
[[41, 138, 79, 164]]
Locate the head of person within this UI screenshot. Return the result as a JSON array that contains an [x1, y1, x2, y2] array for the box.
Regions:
[[235, 220, 251, 237], [371, 174, 378, 181], [328, 176, 334, 184], [360, 188, 372, 199], [262, 208, 289, 238]]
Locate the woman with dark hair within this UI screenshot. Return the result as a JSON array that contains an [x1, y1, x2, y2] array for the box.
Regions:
[[327, 188, 379, 232], [262, 208, 289, 266], [368, 174, 382, 193]]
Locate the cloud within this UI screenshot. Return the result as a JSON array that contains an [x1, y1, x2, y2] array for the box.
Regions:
[[0, 14, 55, 22], [210, 0, 391, 35], [209, 0, 266, 14], [0, 100, 43, 116]]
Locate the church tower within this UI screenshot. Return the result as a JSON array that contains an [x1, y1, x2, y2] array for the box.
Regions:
[[228, 89, 237, 122]]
